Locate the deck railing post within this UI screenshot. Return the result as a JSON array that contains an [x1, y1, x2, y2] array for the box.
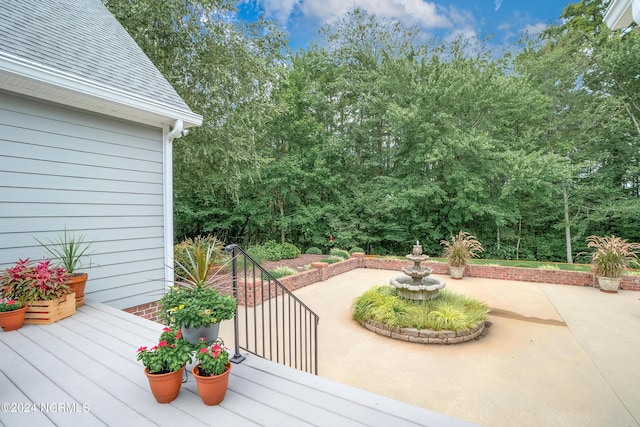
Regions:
[[226, 243, 246, 364]]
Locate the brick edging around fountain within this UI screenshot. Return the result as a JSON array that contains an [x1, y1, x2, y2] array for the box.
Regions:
[[360, 319, 486, 344]]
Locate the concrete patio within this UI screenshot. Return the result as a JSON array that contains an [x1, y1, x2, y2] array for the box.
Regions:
[[288, 269, 640, 427]]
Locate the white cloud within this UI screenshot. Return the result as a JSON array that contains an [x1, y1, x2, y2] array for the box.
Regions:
[[494, 0, 503, 12], [248, 0, 300, 24], [253, 0, 452, 29], [442, 6, 478, 42], [522, 22, 547, 36]]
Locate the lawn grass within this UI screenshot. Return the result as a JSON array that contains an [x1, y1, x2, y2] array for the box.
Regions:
[[409, 256, 593, 272]]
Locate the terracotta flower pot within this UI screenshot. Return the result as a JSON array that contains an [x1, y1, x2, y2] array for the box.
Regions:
[[0, 305, 27, 332], [144, 366, 185, 403], [192, 363, 231, 405], [67, 273, 88, 307]]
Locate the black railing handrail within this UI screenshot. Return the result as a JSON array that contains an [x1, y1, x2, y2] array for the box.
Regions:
[[225, 244, 319, 375]]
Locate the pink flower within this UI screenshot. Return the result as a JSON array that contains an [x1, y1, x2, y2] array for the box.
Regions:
[[137, 346, 148, 353], [158, 340, 168, 347], [162, 327, 171, 332], [199, 347, 208, 354]]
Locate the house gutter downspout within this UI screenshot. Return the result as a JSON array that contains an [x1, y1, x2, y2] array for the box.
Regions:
[[163, 120, 188, 291]]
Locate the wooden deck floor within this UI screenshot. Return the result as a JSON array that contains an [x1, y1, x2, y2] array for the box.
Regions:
[[0, 300, 474, 427]]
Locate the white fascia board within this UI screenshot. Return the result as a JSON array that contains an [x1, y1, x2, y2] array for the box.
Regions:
[[604, 0, 634, 30], [0, 52, 203, 128]]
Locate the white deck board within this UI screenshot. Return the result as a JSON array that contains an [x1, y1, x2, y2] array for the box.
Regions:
[[0, 300, 476, 427]]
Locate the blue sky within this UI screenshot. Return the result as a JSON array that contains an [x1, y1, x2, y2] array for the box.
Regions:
[[238, 0, 572, 50]]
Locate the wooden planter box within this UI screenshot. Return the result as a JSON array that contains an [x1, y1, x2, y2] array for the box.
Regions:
[[24, 292, 76, 325]]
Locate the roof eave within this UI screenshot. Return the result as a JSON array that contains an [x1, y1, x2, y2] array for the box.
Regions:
[[604, 0, 634, 30], [0, 52, 203, 129]]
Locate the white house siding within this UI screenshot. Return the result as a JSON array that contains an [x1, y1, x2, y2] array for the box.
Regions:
[[0, 91, 168, 309]]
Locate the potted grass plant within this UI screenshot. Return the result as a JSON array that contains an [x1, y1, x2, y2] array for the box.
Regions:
[[440, 231, 484, 279], [160, 235, 237, 345], [586, 235, 640, 293], [36, 230, 93, 306]]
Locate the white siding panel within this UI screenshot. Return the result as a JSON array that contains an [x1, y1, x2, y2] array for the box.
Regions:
[[0, 92, 168, 309]]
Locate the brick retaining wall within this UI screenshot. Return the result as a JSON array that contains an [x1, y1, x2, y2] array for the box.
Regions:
[[124, 253, 640, 318]]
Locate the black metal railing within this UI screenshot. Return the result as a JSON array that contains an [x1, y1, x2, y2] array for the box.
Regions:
[[225, 244, 319, 375]]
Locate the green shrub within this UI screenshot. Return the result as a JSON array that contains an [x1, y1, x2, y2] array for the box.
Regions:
[[329, 248, 350, 260], [279, 242, 301, 259], [261, 240, 283, 261], [259, 240, 301, 261], [233, 245, 266, 270], [349, 247, 365, 254], [305, 246, 323, 255], [319, 255, 344, 264]]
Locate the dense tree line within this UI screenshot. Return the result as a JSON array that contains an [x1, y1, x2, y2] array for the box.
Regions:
[[105, 0, 640, 261]]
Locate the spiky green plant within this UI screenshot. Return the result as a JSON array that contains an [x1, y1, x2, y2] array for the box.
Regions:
[[35, 229, 93, 274], [586, 235, 640, 278], [440, 231, 484, 267]]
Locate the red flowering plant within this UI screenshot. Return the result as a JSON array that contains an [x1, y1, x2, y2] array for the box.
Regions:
[[136, 327, 194, 374], [193, 338, 230, 376], [0, 298, 23, 312], [0, 258, 71, 302]]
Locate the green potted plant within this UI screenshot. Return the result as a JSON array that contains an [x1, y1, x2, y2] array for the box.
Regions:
[[0, 298, 27, 332], [191, 338, 232, 405], [136, 326, 194, 403], [161, 235, 237, 344], [586, 235, 640, 293], [35, 230, 93, 307], [0, 258, 74, 324], [440, 231, 484, 279]]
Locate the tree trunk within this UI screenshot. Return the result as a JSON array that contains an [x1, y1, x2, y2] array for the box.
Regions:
[[516, 219, 521, 260], [563, 183, 573, 264]]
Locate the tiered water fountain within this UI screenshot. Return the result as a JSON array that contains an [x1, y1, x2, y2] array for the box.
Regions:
[[390, 241, 446, 300]]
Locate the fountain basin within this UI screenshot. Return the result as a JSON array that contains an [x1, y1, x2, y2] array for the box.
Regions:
[[390, 276, 446, 300]]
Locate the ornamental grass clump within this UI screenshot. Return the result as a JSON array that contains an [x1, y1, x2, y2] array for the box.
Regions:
[[267, 266, 297, 278], [136, 327, 194, 374], [352, 286, 488, 331], [440, 231, 484, 267], [35, 229, 93, 275], [193, 338, 230, 376], [329, 248, 350, 260], [586, 235, 640, 278]]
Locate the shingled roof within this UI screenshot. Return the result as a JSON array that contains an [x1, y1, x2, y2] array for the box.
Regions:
[[0, 0, 202, 128]]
